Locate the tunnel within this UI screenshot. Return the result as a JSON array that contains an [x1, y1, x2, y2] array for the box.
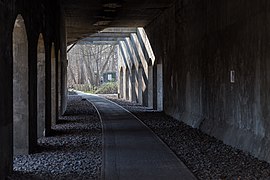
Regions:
[[1, 0, 270, 179]]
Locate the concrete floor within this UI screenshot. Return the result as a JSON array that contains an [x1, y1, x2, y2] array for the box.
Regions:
[[83, 93, 196, 180]]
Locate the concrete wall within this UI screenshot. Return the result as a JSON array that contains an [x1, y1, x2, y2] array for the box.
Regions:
[[0, 0, 60, 178], [145, 0, 270, 163]]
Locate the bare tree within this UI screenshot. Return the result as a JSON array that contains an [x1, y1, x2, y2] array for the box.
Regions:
[[67, 42, 118, 88]]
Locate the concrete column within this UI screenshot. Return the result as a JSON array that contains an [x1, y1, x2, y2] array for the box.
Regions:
[[138, 66, 143, 105], [57, 50, 61, 115], [119, 41, 130, 100], [123, 68, 127, 99], [51, 44, 56, 126], [60, 9, 68, 115], [45, 44, 52, 136], [156, 64, 163, 111], [37, 34, 46, 138], [131, 66, 137, 102], [13, 15, 29, 155], [119, 67, 124, 98], [148, 65, 153, 109], [126, 68, 130, 101]]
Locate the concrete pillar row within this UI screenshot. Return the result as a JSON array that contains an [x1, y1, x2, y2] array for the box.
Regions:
[[119, 31, 155, 106], [125, 36, 143, 103], [130, 32, 150, 107]]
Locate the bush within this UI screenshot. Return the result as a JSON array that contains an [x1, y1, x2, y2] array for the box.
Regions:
[[95, 82, 118, 94]]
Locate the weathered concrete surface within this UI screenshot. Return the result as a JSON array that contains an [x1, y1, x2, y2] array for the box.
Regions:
[[146, 0, 270, 163], [37, 34, 46, 138], [13, 15, 29, 155]]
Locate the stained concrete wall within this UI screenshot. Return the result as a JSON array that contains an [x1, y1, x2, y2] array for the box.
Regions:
[[0, 0, 60, 178], [145, 0, 270, 163]]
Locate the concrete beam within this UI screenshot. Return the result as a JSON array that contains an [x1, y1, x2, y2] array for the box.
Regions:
[[100, 28, 137, 33], [79, 37, 125, 44], [90, 32, 133, 38]]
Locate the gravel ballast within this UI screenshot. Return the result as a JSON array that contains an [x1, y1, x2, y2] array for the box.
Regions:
[[9, 95, 102, 180], [106, 96, 270, 179]]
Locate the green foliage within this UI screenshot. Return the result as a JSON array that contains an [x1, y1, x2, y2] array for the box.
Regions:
[[94, 82, 118, 94]]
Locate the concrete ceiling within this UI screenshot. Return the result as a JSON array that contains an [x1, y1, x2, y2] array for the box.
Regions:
[[61, 0, 175, 44]]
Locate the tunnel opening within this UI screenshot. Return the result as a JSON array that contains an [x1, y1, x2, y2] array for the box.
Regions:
[[67, 42, 119, 95], [66, 27, 160, 109], [13, 14, 29, 156]]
